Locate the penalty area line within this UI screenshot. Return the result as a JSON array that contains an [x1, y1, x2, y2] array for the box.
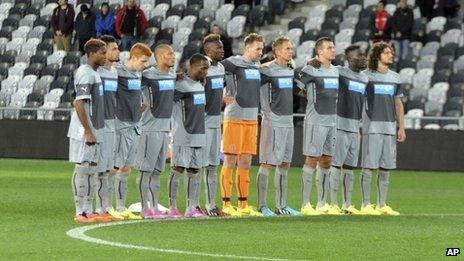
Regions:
[[66, 220, 309, 261]]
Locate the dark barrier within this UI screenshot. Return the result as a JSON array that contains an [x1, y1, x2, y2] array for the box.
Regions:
[[0, 120, 463, 171]]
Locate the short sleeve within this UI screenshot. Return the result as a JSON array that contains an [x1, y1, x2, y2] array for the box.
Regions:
[[74, 70, 93, 100], [221, 59, 236, 74]]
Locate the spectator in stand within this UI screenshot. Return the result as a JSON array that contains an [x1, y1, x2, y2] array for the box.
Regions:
[[211, 24, 233, 59], [115, 0, 148, 51], [95, 2, 115, 38], [75, 4, 96, 53], [416, 0, 436, 21], [437, 0, 460, 18], [51, 0, 75, 52], [370, 1, 391, 43], [391, 0, 414, 61]]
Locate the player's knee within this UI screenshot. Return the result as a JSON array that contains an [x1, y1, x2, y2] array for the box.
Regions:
[[260, 163, 273, 171], [305, 157, 318, 168], [342, 164, 353, 170], [279, 162, 290, 170], [319, 155, 332, 168], [172, 166, 185, 173], [224, 154, 237, 169], [119, 166, 131, 174], [237, 155, 252, 169], [187, 168, 199, 174]]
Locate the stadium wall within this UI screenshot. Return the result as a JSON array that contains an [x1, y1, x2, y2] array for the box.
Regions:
[[0, 120, 463, 171]]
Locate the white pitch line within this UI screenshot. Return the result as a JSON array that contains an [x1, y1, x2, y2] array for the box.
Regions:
[[66, 213, 464, 260], [66, 220, 309, 261]]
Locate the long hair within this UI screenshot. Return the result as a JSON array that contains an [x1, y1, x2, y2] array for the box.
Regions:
[[368, 42, 392, 71]]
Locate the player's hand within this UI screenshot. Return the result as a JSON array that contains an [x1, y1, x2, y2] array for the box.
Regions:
[[56, 30, 62, 36], [223, 95, 233, 105], [307, 58, 321, 69], [141, 102, 148, 112], [396, 32, 402, 38], [397, 128, 406, 142], [84, 131, 97, 146], [297, 89, 307, 98]]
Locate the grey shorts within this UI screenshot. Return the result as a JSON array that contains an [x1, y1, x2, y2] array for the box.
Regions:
[[136, 131, 169, 172], [114, 127, 139, 168], [171, 146, 206, 169], [69, 138, 105, 172], [332, 129, 360, 168], [259, 122, 293, 165], [361, 133, 397, 170], [204, 127, 221, 166], [303, 123, 336, 157], [101, 131, 116, 171]]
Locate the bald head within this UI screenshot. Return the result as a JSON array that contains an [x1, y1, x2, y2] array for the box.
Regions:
[[154, 44, 175, 71]]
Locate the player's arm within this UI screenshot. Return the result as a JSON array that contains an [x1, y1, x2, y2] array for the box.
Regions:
[[74, 76, 96, 145], [221, 60, 236, 104], [295, 66, 315, 98], [395, 97, 406, 142]]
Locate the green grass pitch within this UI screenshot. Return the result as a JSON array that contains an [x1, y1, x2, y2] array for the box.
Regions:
[[1, 158, 463, 260]]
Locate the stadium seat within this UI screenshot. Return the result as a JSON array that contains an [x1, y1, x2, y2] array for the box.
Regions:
[[19, 14, 37, 28], [41, 63, 60, 78], [441, 29, 461, 46], [184, 4, 200, 18], [0, 50, 16, 66], [26, 4, 41, 17], [155, 27, 174, 44], [8, 62, 27, 79], [181, 40, 202, 63], [37, 38, 54, 53], [232, 4, 250, 18], [305, 16, 324, 31], [425, 30, 442, 43], [47, 50, 67, 67], [227, 15, 246, 38], [172, 27, 191, 52], [297, 40, 315, 58], [409, 87, 428, 102], [432, 69, 451, 84], [420, 41, 440, 57], [425, 100, 443, 116], [248, 5, 268, 28], [34, 15, 51, 29], [453, 57, 464, 74], [194, 15, 212, 30], [58, 64, 76, 79], [287, 28, 303, 47], [3, 15, 21, 30], [334, 54, 346, 66], [162, 15, 181, 30], [0, 26, 15, 40], [203, 0, 219, 11], [33, 75, 54, 95], [53, 102, 72, 121], [426, 16, 446, 33], [151, 4, 170, 19], [24, 63, 44, 77], [167, 4, 185, 18], [428, 84, 448, 104], [352, 29, 370, 42], [288, 16, 306, 31], [437, 43, 458, 57], [300, 29, 319, 42], [413, 68, 434, 90], [416, 55, 436, 71], [178, 15, 197, 31]]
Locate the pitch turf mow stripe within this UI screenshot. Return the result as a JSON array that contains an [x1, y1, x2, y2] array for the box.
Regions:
[[66, 220, 309, 261]]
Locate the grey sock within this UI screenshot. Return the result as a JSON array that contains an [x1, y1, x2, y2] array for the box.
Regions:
[[108, 172, 115, 206], [257, 166, 270, 208], [137, 171, 152, 212], [186, 170, 200, 209], [301, 165, 314, 206], [192, 170, 201, 208], [361, 169, 372, 207], [115, 173, 129, 212], [329, 167, 340, 206], [316, 166, 329, 207], [275, 167, 288, 209], [204, 165, 217, 211], [84, 172, 97, 214], [149, 170, 161, 211], [377, 170, 390, 208], [71, 165, 89, 215], [95, 172, 110, 214], [168, 169, 182, 209], [341, 169, 354, 209]]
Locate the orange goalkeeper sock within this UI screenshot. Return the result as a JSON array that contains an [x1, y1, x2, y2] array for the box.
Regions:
[[220, 166, 233, 207], [236, 167, 250, 209]]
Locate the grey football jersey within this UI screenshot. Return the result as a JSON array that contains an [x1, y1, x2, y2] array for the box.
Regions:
[[67, 64, 104, 141], [204, 61, 225, 128], [336, 66, 369, 133], [140, 66, 176, 132], [362, 69, 403, 135], [221, 55, 261, 121], [296, 64, 339, 126], [260, 61, 294, 127], [97, 65, 118, 131], [115, 65, 142, 129], [171, 76, 206, 147]]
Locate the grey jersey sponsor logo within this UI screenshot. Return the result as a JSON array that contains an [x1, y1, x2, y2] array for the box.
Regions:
[[221, 55, 261, 120]]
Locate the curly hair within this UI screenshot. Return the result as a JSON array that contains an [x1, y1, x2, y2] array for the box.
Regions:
[[368, 42, 392, 71]]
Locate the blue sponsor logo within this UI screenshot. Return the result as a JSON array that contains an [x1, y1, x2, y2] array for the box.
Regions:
[[99, 84, 104, 96], [127, 79, 141, 90], [158, 80, 175, 91], [348, 80, 366, 94], [193, 93, 206, 105], [278, 78, 293, 89], [374, 84, 395, 95], [244, 69, 261, 80], [104, 79, 117, 92], [211, 77, 224, 89], [324, 78, 339, 89]]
